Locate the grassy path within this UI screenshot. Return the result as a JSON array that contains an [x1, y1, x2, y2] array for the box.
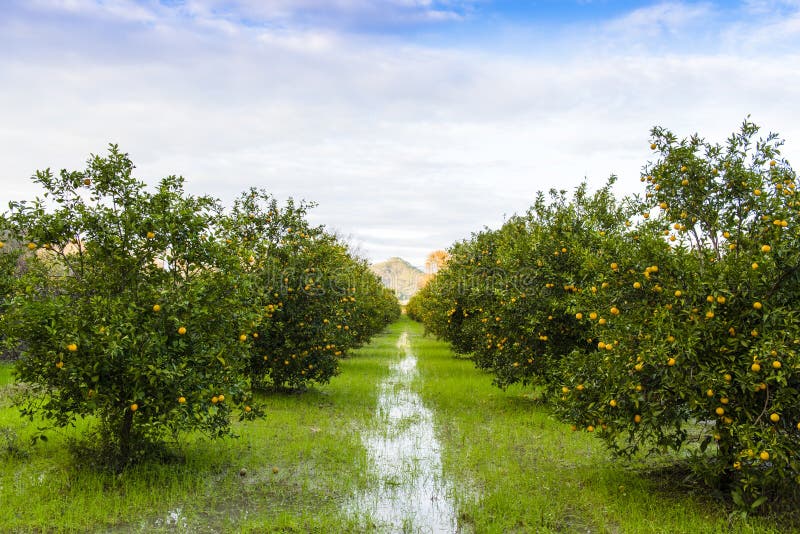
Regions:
[[0, 318, 795, 532]]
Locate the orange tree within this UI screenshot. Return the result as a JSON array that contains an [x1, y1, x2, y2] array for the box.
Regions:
[[409, 180, 634, 390], [224, 190, 399, 390], [2, 146, 259, 468], [557, 120, 800, 506]]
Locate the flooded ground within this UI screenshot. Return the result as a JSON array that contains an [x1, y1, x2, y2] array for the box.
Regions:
[[349, 331, 462, 533]]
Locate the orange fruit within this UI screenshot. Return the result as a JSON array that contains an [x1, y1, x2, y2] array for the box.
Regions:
[[83, 178, 91, 186], [715, 407, 725, 416], [753, 302, 762, 310], [770, 413, 780, 423], [245, 405, 252, 413], [239, 334, 247, 342], [773, 360, 782, 369], [761, 244, 771, 253], [218, 394, 225, 402], [67, 343, 78, 352], [674, 290, 682, 297], [152, 304, 161, 312], [650, 143, 657, 150], [634, 414, 642, 423], [27, 243, 37, 250], [751, 363, 761, 373], [667, 357, 676, 366], [146, 231, 155, 239], [609, 399, 617, 407], [178, 396, 186, 404], [130, 403, 138, 412], [178, 326, 187, 335], [211, 396, 219, 404], [575, 313, 583, 320], [760, 451, 770, 461]]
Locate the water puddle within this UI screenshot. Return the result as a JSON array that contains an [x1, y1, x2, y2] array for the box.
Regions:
[[349, 331, 462, 533]]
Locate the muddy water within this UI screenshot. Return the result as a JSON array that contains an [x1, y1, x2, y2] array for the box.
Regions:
[[350, 331, 461, 533]]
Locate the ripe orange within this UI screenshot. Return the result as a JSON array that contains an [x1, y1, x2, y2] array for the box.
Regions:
[[56, 361, 64, 369], [67, 343, 78, 352], [760, 451, 770, 461], [610, 262, 618, 270], [674, 290, 682, 297], [239, 334, 247, 342], [667, 357, 676, 366], [751, 262, 759, 270], [706, 389, 714, 397], [130, 403, 138, 412], [650, 143, 657, 150], [609, 399, 617, 407], [178, 396, 186, 404], [562, 386, 570, 394], [761, 244, 771, 253], [152, 304, 161, 312], [575, 313, 583, 320], [753, 302, 762, 310], [770, 413, 780, 423], [83, 178, 91, 186], [751, 362, 761, 373], [178, 326, 187, 335], [634, 414, 642, 423], [633, 282, 641, 289], [680, 165, 687, 172], [211, 396, 219, 404], [610, 307, 619, 315], [245, 406, 252, 413], [146, 231, 155, 239], [715, 407, 725, 416], [773, 360, 782, 369], [218, 394, 225, 402], [27, 243, 37, 250]]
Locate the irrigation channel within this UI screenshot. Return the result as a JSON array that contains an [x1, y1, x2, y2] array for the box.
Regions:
[[349, 331, 462, 532]]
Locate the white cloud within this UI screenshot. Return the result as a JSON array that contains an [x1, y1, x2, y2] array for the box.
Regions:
[[1, 1, 800, 267]]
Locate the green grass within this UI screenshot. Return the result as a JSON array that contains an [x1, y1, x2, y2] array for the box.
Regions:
[[0, 323, 403, 533], [404, 315, 797, 533], [1, 319, 797, 532]]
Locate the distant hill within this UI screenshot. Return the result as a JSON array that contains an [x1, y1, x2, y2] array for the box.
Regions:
[[370, 257, 426, 303]]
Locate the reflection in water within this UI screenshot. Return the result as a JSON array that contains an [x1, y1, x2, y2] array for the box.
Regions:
[[351, 331, 460, 533]]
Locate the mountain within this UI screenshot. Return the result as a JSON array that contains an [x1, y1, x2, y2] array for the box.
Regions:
[[370, 257, 426, 303]]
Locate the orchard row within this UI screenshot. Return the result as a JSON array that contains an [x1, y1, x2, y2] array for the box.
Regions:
[[0, 145, 400, 468], [407, 120, 800, 508]]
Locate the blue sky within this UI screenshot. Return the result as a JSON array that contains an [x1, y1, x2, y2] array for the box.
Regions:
[[2, 0, 800, 266]]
